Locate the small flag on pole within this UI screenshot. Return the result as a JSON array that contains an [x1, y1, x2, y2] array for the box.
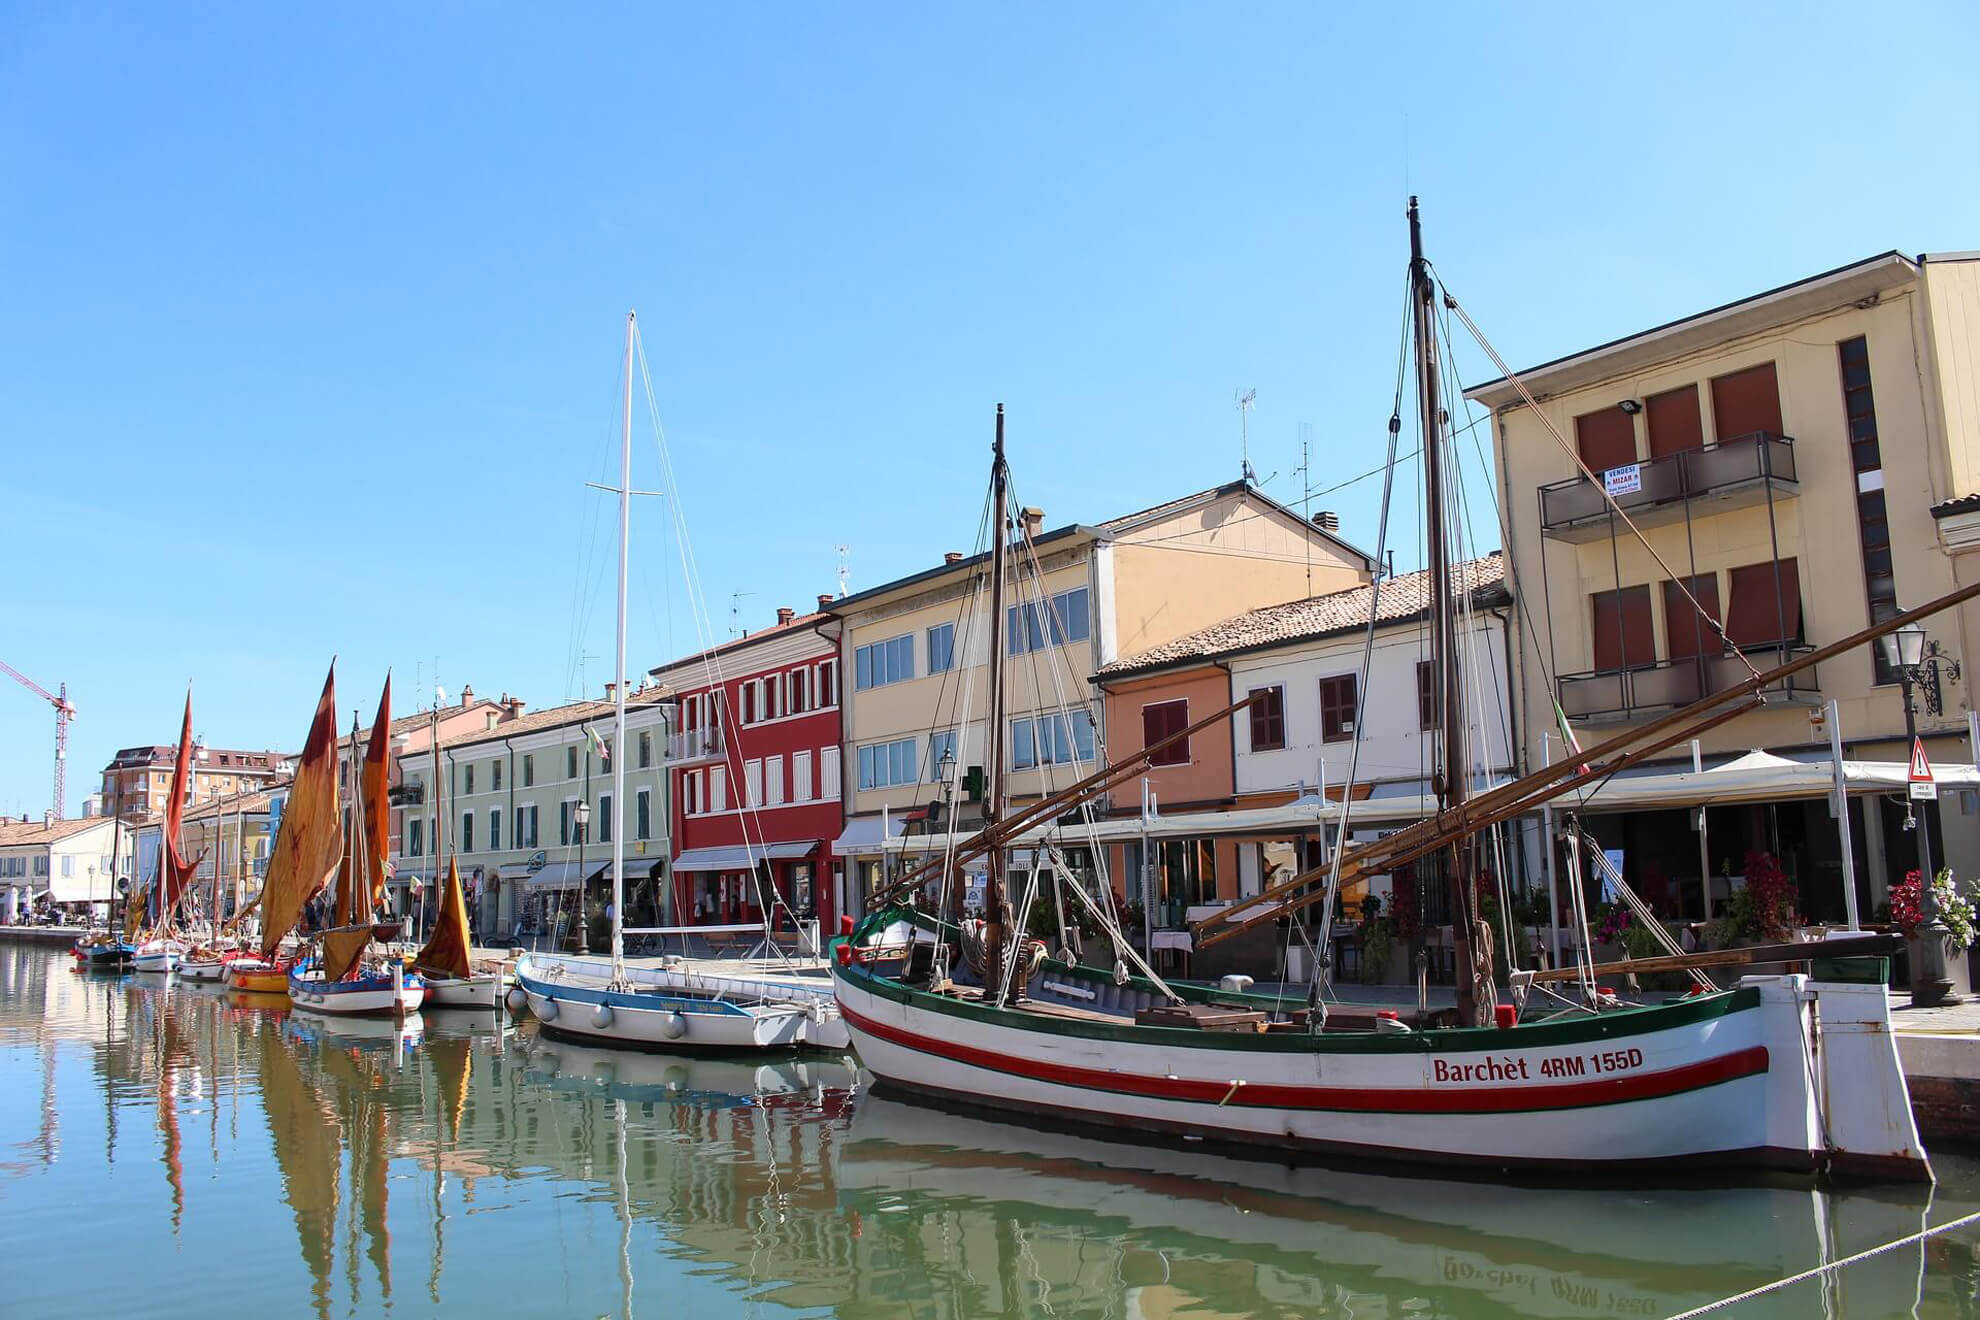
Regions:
[[586, 725, 610, 764]]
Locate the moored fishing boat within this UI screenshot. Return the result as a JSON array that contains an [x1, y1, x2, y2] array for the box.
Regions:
[[73, 934, 135, 969], [132, 937, 185, 974], [834, 206, 1942, 1182], [288, 957, 425, 1016]]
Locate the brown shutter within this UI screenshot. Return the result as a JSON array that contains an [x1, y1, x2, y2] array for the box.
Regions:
[[1710, 363, 1784, 441], [1661, 575, 1722, 660], [1645, 384, 1704, 459], [1143, 700, 1188, 766], [1724, 559, 1802, 648], [1592, 585, 1655, 671], [1574, 407, 1637, 473]]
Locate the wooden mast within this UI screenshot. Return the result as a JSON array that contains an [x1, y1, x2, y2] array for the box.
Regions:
[[1410, 197, 1489, 1028], [982, 405, 1014, 1002]]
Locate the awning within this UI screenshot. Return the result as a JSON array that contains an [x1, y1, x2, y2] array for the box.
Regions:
[[517, 861, 596, 891], [833, 815, 909, 857], [672, 842, 817, 873]]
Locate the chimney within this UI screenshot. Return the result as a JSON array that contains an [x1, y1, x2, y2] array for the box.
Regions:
[[604, 681, 618, 700], [504, 696, 526, 717], [944, 551, 964, 565], [817, 593, 835, 610], [42, 809, 53, 827], [1313, 510, 1341, 533], [460, 683, 475, 707], [776, 607, 795, 626], [1020, 508, 1044, 538]]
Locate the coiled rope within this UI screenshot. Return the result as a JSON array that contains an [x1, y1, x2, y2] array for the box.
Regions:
[[1663, 1208, 1980, 1318]]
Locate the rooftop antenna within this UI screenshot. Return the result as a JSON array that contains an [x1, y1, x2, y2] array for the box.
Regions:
[[1298, 421, 1314, 596], [836, 544, 851, 598], [1236, 388, 1259, 485], [729, 591, 755, 639]]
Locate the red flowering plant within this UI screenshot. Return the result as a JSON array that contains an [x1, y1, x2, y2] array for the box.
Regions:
[[1743, 850, 1802, 942], [1889, 871, 1926, 937], [1390, 867, 1422, 944], [1890, 868, 1980, 947]]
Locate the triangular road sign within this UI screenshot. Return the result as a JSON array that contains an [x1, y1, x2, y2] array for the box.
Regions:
[[1910, 737, 1938, 799]]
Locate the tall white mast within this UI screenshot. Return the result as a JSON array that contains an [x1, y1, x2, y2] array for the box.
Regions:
[[611, 310, 633, 984]]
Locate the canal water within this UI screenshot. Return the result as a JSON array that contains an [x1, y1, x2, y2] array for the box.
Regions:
[[5, 944, 1980, 1319]]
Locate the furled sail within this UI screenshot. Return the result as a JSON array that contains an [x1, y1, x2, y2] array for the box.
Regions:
[[326, 675, 393, 980], [359, 676, 393, 912], [414, 857, 472, 981], [158, 692, 201, 930], [259, 665, 343, 959]]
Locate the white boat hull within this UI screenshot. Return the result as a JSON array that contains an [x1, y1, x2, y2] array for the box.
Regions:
[[833, 958, 1929, 1180], [178, 955, 240, 984], [516, 954, 819, 1052], [289, 966, 426, 1017], [133, 950, 179, 974], [423, 971, 510, 1010]]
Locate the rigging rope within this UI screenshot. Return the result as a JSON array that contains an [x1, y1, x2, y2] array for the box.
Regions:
[[1662, 1210, 1980, 1319]]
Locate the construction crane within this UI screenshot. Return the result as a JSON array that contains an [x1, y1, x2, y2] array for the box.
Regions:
[[1, 661, 76, 820]]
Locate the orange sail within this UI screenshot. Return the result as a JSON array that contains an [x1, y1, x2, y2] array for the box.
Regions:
[[260, 665, 343, 959], [334, 676, 393, 930], [319, 926, 374, 983], [159, 692, 201, 928], [414, 857, 473, 981]]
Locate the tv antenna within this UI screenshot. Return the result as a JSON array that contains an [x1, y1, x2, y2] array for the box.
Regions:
[[836, 544, 851, 598], [730, 591, 755, 639], [1236, 389, 1258, 485]]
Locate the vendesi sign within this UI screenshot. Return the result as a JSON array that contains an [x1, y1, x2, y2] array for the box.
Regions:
[[1603, 464, 1642, 498]]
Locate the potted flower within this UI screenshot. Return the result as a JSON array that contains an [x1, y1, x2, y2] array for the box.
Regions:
[[1887, 868, 1980, 996]]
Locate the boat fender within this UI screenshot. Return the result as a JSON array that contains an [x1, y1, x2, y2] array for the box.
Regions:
[[1219, 974, 1255, 994], [661, 1011, 686, 1040], [592, 1003, 614, 1030], [537, 996, 559, 1023], [1374, 1012, 1411, 1035], [1113, 960, 1130, 986], [505, 986, 529, 1014], [807, 1000, 826, 1024]]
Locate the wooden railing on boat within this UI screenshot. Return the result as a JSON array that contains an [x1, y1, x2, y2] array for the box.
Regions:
[[1519, 931, 1902, 987]]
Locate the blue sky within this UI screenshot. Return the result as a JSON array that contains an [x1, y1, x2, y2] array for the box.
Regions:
[[3, 3, 1976, 816]]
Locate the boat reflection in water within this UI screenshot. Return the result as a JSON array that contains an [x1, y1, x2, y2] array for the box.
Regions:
[[836, 1093, 1956, 1320]]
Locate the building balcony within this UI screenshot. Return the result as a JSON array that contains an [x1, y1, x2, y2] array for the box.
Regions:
[[1557, 644, 1819, 725], [668, 726, 725, 764], [1538, 433, 1798, 543]]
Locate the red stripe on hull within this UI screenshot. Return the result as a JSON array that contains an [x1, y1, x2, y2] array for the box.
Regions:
[[841, 1002, 1769, 1115]]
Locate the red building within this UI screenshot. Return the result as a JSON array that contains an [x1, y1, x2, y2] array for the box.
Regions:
[[649, 602, 843, 935]]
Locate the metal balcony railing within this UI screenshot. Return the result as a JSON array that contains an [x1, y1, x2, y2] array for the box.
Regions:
[[1539, 433, 1797, 537], [668, 726, 724, 763], [1557, 644, 1819, 723]]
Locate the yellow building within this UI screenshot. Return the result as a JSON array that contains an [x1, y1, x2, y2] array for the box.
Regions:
[[827, 479, 1373, 914], [1466, 250, 1980, 921]]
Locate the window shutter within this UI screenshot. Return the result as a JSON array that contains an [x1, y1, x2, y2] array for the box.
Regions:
[[1725, 559, 1802, 649], [1710, 363, 1784, 441], [1591, 586, 1655, 671], [1645, 384, 1704, 459], [1661, 575, 1722, 660], [1573, 407, 1636, 473]]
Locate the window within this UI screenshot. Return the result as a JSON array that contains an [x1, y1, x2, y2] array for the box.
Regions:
[[740, 682, 757, 724], [1573, 405, 1635, 474], [1008, 587, 1091, 655], [1141, 699, 1190, 766], [923, 730, 959, 782], [491, 760, 503, 791], [1319, 675, 1358, 743], [744, 759, 764, 807], [1661, 574, 1723, 661], [559, 800, 573, 846], [928, 622, 956, 674], [514, 804, 539, 848], [820, 658, 839, 707], [566, 746, 579, 779], [523, 754, 534, 787], [766, 755, 786, 806], [1724, 559, 1803, 651], [61, 855, 74, 878], [409, 818, 424, 857], [788, 669, 809, 715], [858, 738, 919, 790], [1013, 713, 1095, 768], [1839, 337, 1900, 684], [1645, 384, 1704, 459], [821, 746, 841, 800], [710, 764, 727, 812], [1710, 361, 1784, 441], [636, 788, 651, 840], [464, 764, 475, 795], [488, 808, 501, 852], [855, 635, 915, 689], [1416, 661, 1436, 731], [638, 731, 652, 768], [1591, 585, 1656, 672], [597, 795, 611, 843], [1247, 686, 1285, 752], [793, 749, 813, 801], [683, 772, 703, 816], [460, 812, 473, 853]]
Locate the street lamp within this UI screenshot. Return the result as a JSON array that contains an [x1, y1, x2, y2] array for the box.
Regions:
[[573, 798, 592, 955], [1880, 620, 1961, 1006]]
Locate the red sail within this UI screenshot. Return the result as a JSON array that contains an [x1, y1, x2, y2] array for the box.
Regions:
[[160, 692, 200, 926], [361, 676, 392, 912], [260, 665, 343, 957]]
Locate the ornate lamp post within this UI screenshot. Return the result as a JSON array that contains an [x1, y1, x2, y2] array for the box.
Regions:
[[1880, 620, 1963, 1006], [573, 798, 592, 955]]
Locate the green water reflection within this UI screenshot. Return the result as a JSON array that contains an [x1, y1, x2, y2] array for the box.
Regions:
[[3, 942, 1979, 1318]]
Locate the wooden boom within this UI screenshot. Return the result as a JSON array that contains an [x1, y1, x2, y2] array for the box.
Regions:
[[1521, 931, 1902, 985]]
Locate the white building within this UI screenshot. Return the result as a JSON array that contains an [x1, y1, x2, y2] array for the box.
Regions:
[[0, 814, 129, 919]]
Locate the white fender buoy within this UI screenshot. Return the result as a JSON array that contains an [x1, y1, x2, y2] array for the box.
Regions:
[[592, 1003, 614, 1029], [660, 1011, 686, 1039], [505, 986, 528, 1014], [537, 996, 559, 1023]]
